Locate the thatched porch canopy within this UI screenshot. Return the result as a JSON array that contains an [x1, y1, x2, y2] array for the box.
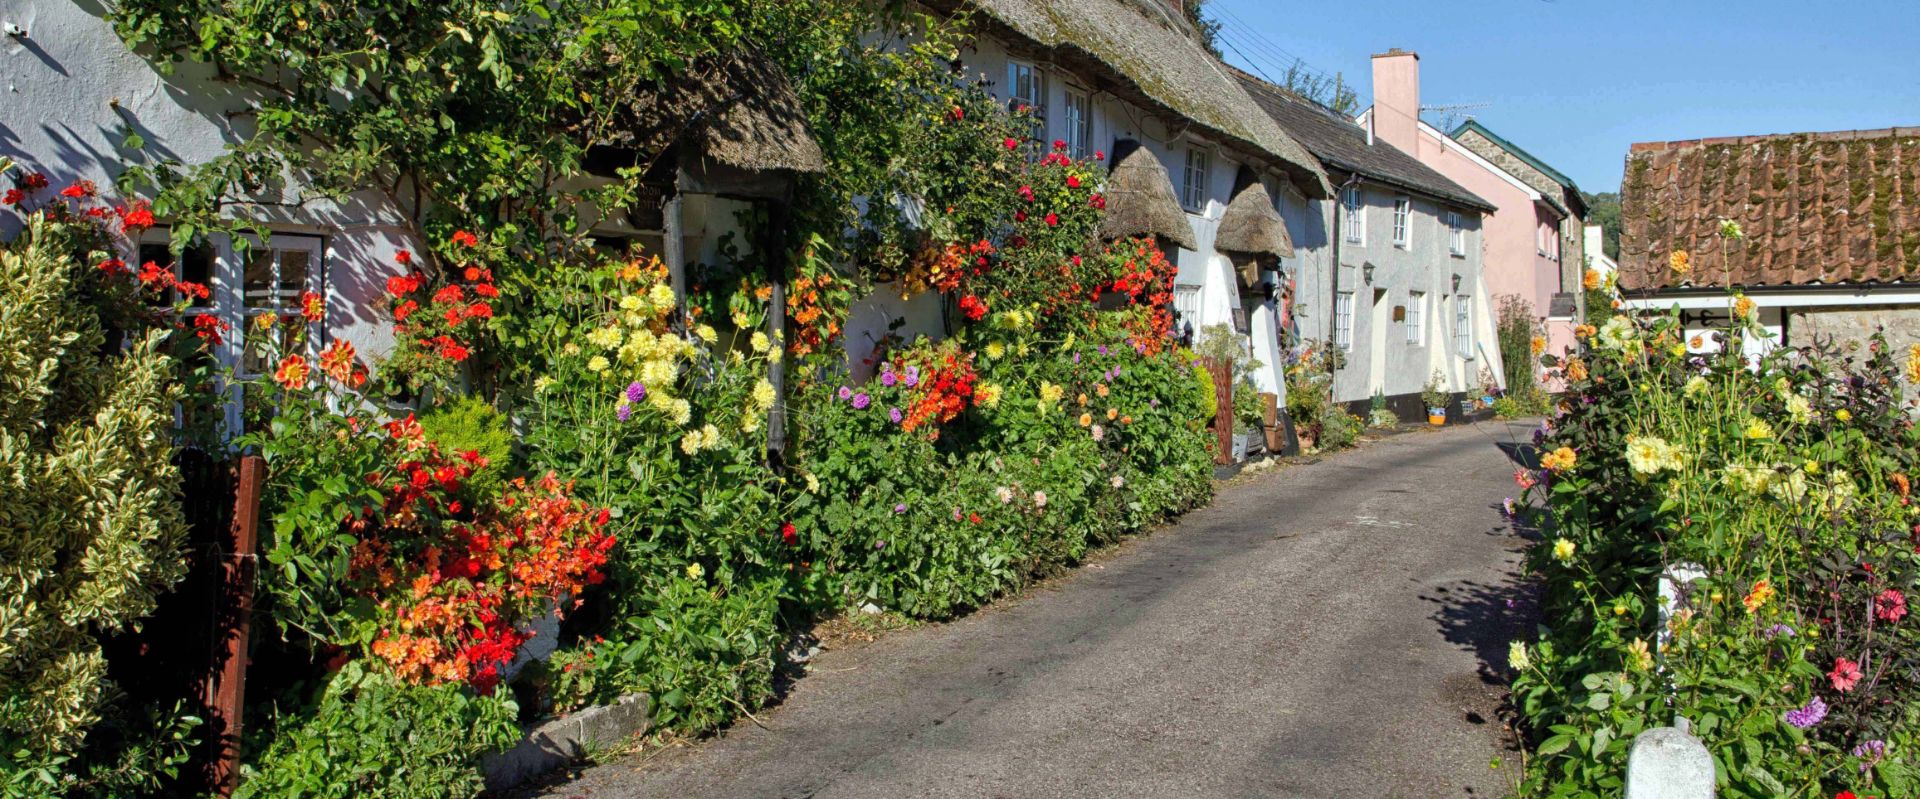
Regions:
[[1214, 180, 1292, 260], [596, 47, 824, 199], [1099, 141, 1196, 251]]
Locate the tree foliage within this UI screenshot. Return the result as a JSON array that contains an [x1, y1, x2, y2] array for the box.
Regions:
[[1583, 190, 1621, 261]]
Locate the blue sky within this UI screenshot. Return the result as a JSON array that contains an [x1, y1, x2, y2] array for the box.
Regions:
[[1207, 0, 1920, 194]]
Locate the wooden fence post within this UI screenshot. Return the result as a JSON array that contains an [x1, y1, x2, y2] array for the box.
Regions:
[[1209, 358, 1233, 465], [205, 455, 264, 796]]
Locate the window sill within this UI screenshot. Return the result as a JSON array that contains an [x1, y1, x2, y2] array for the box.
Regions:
[[1450, 251, 1467, 259]]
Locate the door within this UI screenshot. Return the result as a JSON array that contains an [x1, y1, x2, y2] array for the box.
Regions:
[[1368, 288, 1389, 395]]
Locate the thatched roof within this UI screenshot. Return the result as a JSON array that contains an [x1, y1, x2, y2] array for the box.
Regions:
[[1215, 180, 1293, 259], [604, 48, 824, 176], [937, 0, 1331, 199], [1100, 141, 1196, 250]]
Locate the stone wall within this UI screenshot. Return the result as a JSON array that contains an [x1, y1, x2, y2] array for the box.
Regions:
[[1789, 304, 1920, 397]]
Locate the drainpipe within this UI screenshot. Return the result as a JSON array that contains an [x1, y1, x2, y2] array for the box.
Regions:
[[1329, 172, 1364, 375]]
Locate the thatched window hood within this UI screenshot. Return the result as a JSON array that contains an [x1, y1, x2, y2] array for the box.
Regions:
[[593, 47, 824, 200], [1098, 139, 1197, 251], [1214, 168, 1293, 260]]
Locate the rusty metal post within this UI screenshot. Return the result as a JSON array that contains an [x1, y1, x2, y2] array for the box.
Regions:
[[206, 455, 264, 796]]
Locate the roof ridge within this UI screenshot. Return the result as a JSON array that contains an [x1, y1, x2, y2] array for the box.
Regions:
[[1449, 119, 1580, 193], [1629, 126, 1920, 152]]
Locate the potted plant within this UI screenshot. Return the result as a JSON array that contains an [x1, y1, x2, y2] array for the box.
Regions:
[[1366, 388, 1397, 429], [1421, 371, 1450, 426]]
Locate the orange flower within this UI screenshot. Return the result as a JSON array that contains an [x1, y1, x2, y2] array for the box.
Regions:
[[300, 291, 326, 322], [1582, 268, 1602, 290], [273, 354, 310, 389], [1668, 250, 1691, 274], [1742, 579, 1774, 613], [319, 339, 359, 384]]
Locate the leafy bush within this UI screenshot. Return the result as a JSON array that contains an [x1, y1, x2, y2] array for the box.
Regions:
[[1513, 303, 1920, 796], [1497, 293, 1546, 401], [235, 663, 519, 799], [0, 209, 199, 795], [418, 395, 515, 496]]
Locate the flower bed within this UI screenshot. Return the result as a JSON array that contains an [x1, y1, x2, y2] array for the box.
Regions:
[[1511, 280, 1920, 796]]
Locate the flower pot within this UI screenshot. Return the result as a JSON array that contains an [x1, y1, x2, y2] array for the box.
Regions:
[[1263, 424, 1286, 452], [1427, 407, 1447, 426]]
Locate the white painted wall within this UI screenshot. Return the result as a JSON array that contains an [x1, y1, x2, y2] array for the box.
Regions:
[[1, 0, 414, 361]]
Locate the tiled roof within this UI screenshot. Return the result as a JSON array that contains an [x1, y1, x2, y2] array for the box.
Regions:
[[941, 0, 1332, 198], [1230, 69, 1495, 213], [1619, 128, 1920, 292]]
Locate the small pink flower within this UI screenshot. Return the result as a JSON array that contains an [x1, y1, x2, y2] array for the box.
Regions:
[[1875, 589, 1907, 623], [1829, 657, 1864, 693]]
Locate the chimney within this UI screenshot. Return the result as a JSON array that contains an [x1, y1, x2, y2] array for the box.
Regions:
[[1370, 48, 1420, 153]]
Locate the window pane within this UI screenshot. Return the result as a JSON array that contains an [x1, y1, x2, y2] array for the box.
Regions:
[[181, 244, 216, 307], [244, 248, 274, 308], [278, 249, 309, 308]]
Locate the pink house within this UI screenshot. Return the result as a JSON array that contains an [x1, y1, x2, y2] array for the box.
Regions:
[[1358, 49, 1576, 389]]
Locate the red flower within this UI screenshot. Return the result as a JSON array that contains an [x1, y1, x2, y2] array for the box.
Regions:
[[1066, 175, 1081, 189], [463, 266, 482, 282], [1003, 137, 1018, 150], [1829, 657, 1864, 692], [1875, 588, 1907, 623], [300, 291, 326, 322], [387, 274, 422, 296], [968, 512, 981, 524], [60, 180, 96, 198], [319, 339, 358, 383], [1052, 139, 1067, 151], [450, 230, 479, 248], [950, 106, 965, 121], [1089, 193, 1107, 210], [465, 302, 493, 320], [959, 295, 988, 321], [431, 284, 466, 305], [120, 203, 155, 233], [393, 300, 418, 322], [1044, 213, 1059, 227], [2, 189, 24, 205], [97, 258, 127, 275], [1014, 210, 1027, 222], [780, 522, 798, 545], [395, 249, 413, 266], [188, 314, 230, 345], [22, 173, 48, 190]]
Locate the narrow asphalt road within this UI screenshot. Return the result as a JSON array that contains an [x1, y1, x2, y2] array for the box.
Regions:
[[538, 420, 1541, 799]]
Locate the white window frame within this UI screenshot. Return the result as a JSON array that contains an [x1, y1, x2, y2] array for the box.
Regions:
[[1007, 60, 1048, 142], [1342, 186, 1365, 245], [1182, 148, 1210, 211], [1062, 88, 1093, 160], [1391, 196, 1411, 249], [1453, 295, 1473, 357], [1406, 290, 1426, 346], [137, 229, 325, 435], [1446, 211, 1466, 256], [1334, 291, 1355, 351]]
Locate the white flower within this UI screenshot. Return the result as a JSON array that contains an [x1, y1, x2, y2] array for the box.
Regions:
[[996, 486, 1014, 504], [1110, 474, 1125, 488], [1032, 490, 1047, 508], [1508, 641, 1532, 671]]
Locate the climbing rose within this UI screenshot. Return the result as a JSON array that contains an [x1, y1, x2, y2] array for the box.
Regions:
[[1003, 137, 1018, 150]]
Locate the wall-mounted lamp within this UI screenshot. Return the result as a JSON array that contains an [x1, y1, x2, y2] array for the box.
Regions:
[[3, 22, 25, 38], [1452, 274, 1462, 292], [1362, 263, 1376, 285]]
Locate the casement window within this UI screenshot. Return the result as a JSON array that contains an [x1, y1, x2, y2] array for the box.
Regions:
[[1406, 290, 1426, 345], [138, 229, 325, 434], [1062, 89, 1093, 159], [1172, 284, 1203, 339], [1342, 186, 1365, 244], [1453, 295, 1473, 356], [1182, 148, 1210, 210], [1537, 225, 1549, 256], [1446, 211, 1466, 256], [1334, 291, 1355, 351], [1007, 60, 1047, 141], [1391, 197, 1411, 249]]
